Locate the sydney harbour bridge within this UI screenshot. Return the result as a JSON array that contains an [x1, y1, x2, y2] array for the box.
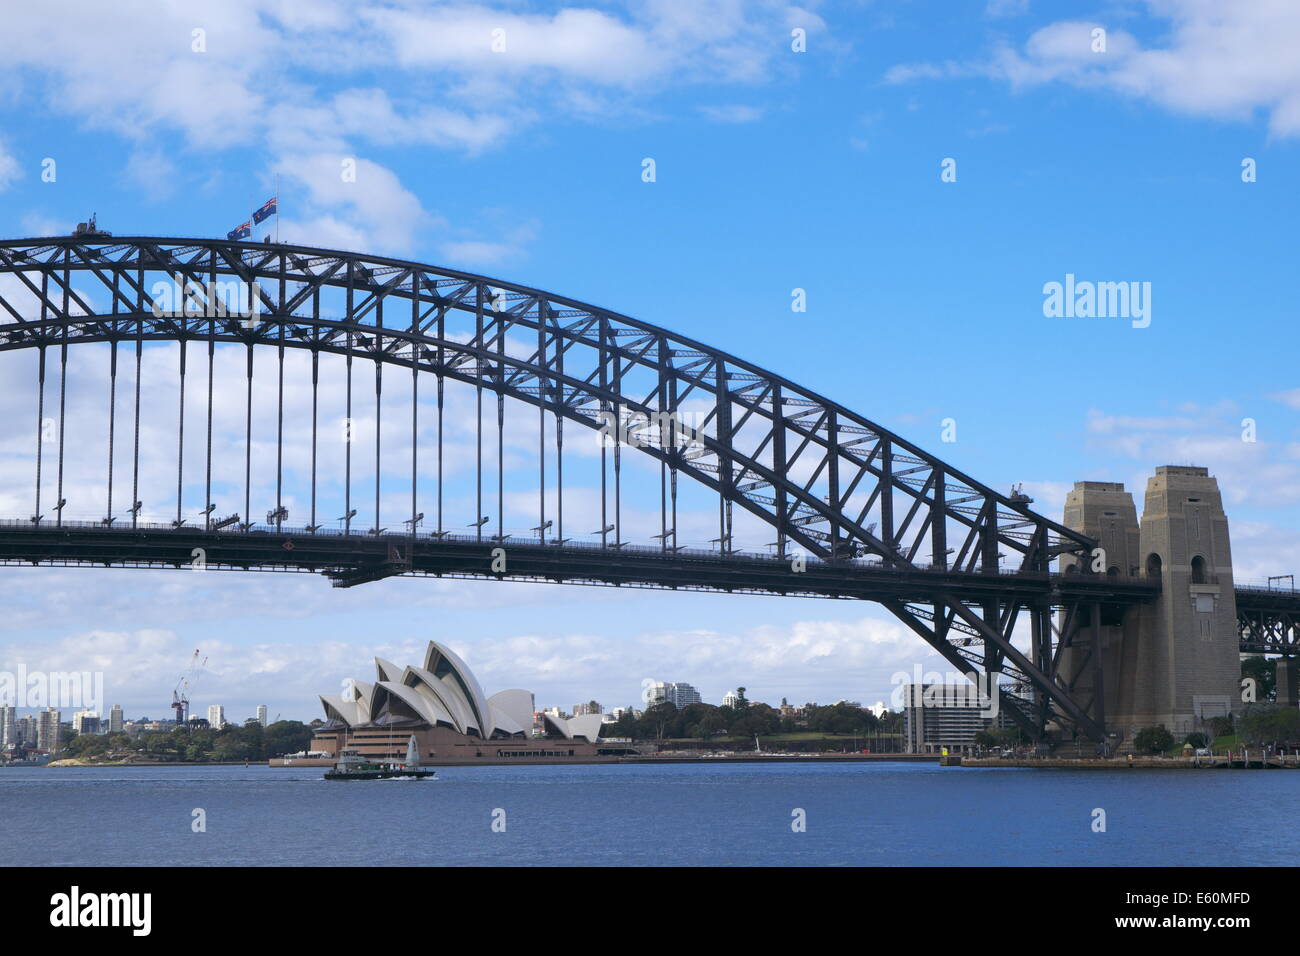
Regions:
[[0, 233, 1295, 745]]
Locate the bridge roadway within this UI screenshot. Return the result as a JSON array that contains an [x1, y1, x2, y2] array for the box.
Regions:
[[0, 517, 1163, 604]]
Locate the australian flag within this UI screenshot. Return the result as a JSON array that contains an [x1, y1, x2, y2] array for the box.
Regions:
[[227, 221, 251, 241], [252, 197, 278, 225]]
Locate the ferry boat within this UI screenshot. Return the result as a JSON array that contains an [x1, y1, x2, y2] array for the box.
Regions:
[[324, 735, 437, 781]]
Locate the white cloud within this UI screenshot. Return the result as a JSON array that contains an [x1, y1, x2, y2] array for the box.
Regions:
[[275, 153, 438, 255], [986, 0, 1030, 17], [438, 220, 539, 268], [1227, 519, 1300, 584], [1270, 388, 1300, 410], [0, 1, 820, 266], [0, 624, 429, 723], [446, 612, 938, 712], [1, 1, 811, 152], [19, 212, 68, 237], [361, 6, 664, 86], [1086, 409, 1203, 433], [887, 3, 1300, 137], [1083, 405, 1300, 508], [122, 149, 178, 199], [330, 88, 515, 153], [1016, 480, 1073, 515], [0, 140, 19, 191], [883, 61, 979, 85], [697, 104, 766, 123]]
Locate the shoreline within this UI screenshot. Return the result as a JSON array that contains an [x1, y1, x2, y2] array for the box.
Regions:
[[24, 753, 933, 769], [269, 752, 934, 768], [18, 754, 1299, 770], [23, 759, 262, 768], [958, 755, 1300, 769]]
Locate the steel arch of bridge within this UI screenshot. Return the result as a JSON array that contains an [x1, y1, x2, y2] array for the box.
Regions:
[[0, 235, 1115, 740]]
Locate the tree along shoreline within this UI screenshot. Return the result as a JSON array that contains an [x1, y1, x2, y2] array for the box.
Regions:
[[48, 719, 318, 765], [604, 698, 901, 746]]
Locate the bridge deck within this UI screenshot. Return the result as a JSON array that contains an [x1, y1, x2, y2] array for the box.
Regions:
[[0, 519, 1159, 606]]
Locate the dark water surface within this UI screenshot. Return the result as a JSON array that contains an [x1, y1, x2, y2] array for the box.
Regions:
[[2, 762, 1294, 866]]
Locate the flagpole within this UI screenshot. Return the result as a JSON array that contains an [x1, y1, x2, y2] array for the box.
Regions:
[[275, 174, 280, 244]]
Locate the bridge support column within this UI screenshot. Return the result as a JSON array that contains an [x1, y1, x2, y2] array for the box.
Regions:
[[1277, 658, 1298, 709]]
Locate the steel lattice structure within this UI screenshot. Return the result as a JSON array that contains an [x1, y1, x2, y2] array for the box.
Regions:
[[1236, 587, 1300, 656], [0, 233, 1250, 743]]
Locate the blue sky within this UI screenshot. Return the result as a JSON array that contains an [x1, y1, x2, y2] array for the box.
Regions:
[[1, 0, 1298, 723]]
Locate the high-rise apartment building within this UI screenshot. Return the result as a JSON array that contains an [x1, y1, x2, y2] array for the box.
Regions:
[[37, 708, 61, 754], [647, 681, 702, 709], [1, 705, 16, 746]]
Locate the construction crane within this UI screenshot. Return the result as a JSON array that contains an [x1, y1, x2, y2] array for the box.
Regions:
[[170, 650, 208, 727]]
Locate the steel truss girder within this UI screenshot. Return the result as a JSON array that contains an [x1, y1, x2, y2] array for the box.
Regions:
[[1234, 587, 1300, 656], [1237, 608, 1300, 655]]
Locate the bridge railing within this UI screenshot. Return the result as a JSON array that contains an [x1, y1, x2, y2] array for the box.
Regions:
[[1234, 581, 1300, 595]]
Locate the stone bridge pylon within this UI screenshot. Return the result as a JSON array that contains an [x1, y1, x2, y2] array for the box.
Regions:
[[1060, 466, 1240, 743]]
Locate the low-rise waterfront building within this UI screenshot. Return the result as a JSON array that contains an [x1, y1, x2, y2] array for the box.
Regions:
[[903, 683, 1016, 754]]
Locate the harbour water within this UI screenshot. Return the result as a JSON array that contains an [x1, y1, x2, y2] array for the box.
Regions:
[[3, 761, 1295, 866]]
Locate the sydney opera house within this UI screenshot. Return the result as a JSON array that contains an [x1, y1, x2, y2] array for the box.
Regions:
[[312, 641, 623, 764]]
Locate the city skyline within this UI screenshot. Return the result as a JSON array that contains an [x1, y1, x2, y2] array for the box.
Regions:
[[0, 681, 861, 726]]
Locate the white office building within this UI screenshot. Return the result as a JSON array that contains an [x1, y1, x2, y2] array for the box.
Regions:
[[208, 705, 226, 730], [902, 683, 1016, 754], [647, 681, 702, 709], [255, 705, 268, 726]]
